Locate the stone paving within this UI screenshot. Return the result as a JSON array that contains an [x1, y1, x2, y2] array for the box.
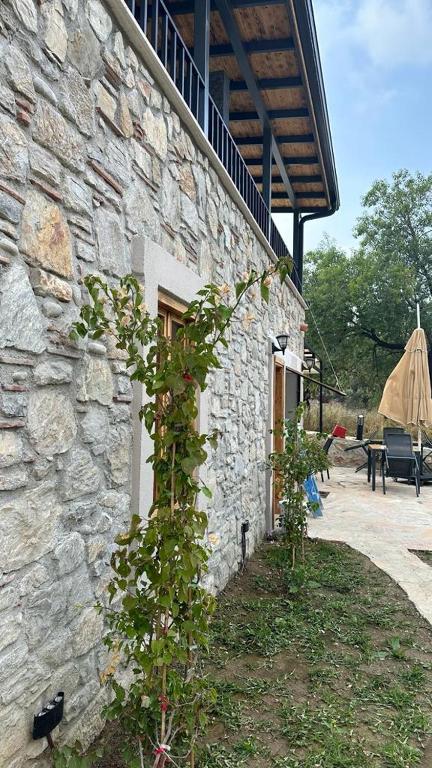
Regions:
[[309, 467, 432, 625]]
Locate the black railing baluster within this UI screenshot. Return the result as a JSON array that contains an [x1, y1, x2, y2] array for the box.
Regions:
[[169, 28, 177, 83], [179, 46, 185, 96], [162, 10, 169, 67], [139, 0, 148, 32], [151, 0, 159, 51]]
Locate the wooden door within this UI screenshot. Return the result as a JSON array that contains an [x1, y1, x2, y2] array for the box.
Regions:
[[272, 360, 285, 527]]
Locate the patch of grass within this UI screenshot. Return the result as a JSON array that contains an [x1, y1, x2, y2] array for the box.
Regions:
[[380, 741, 422, 767], [88, 539, 432, 767], [205, 539, 432, 768]]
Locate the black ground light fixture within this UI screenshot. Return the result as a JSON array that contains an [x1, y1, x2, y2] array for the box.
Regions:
[[32, 692, 64, 749], [356, 414, 365, 441], [241, 520, 250, 567]]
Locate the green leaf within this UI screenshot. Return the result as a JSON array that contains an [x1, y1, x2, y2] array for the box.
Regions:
[[260, 281, 270, 303]]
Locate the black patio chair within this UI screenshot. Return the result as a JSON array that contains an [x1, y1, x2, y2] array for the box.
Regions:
[[383, 432, 420, 496], [383, 426, 404, 440], [320, 436, 333, 482]]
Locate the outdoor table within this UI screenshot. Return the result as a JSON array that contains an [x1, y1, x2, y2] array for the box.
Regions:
[[367, 443, 386, 491]]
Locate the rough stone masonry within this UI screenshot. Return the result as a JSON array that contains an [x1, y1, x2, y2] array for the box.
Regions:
[[0, 0, 305, 764]]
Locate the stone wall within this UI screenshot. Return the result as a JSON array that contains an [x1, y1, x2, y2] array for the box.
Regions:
[[0, 1, 304, 765]]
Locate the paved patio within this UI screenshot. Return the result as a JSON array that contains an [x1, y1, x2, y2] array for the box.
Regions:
[[309, 467, 432, 625]]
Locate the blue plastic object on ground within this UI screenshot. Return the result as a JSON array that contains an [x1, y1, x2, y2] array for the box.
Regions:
[[304, 474, 323, 517]]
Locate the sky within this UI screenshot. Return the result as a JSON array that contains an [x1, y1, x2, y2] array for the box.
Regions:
[[273, 0, 432, 255]]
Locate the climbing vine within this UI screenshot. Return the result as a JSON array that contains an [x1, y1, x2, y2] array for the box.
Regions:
[[73, 257, 291, 767]]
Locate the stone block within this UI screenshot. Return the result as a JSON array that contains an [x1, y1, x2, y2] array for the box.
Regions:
[[54, 533, 85, 574], [20, 189, 73, 278], [142, 109, 168, 159], [0, 703, 28, 763], [59, 68, 95, 137], [10, 0, 38, 32], [42, 299, 63, 318], [68, 19, 102, 79], [118, 91, 133, 138], [125, 183, 158, 240], [77, 355, 113, 406], [87, 0, 112, 41], [71, 607, 104, 657], [0, 466, 28, 491], [95, 81, 116, 122], [107, 423, 130, 486], [0, 430, 23, 467], [94, 206, 128, 276], [0, 261, 45, 355], [5, 44, 36, 103], [0, 614, 22, 654], [29, 144, 62, 188], [80, 406, 109, 454], [62, 447, 101, 500], [179, 164, 196, 201], [0, 190, 23, 224], [41, 0, 68, 63], [33, 101, 84, 172], [0, 114, 28, 183], [0, 482, 61, 572], [27, 389, 77, 456], [62, 176, 93, 216], [30, 268, 73, 302], [34, 359, 73, 385]]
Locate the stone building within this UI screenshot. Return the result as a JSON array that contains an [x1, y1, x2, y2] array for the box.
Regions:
[[0, 0, 338, 764]]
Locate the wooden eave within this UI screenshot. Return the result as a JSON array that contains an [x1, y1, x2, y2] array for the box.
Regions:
[[165, 0, 338, 213]]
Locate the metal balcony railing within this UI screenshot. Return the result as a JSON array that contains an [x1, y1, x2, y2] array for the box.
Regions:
[[124, 0, 289, 261]]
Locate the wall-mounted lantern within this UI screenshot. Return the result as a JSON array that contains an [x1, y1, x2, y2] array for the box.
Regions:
[[272, 333, 290, 355]]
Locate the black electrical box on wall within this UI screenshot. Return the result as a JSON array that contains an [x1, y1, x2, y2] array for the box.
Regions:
[[32, 692, 64, 740]]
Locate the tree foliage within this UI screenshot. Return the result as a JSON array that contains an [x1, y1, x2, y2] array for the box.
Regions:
[[304, 170, 432, 405]]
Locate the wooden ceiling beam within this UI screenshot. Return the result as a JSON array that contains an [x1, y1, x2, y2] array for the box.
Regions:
[[209, 37, 294, 57], [244, 155, 318, 166], [214, 0, 297, 208], [230, 107, 308, 120], [230, 76, 302, 91], [272, 191, 326, 199], [253, 173, 322, 184], [235, 133, 314, 145], [167, 0, 284, 15]]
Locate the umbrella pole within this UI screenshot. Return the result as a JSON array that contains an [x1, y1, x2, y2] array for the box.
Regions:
[[417, 302, 421, 329]]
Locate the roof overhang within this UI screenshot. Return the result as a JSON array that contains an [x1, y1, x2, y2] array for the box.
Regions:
[[166, 0, 339, 214]]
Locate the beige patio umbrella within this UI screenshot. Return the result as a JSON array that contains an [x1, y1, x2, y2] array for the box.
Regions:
[[379, 314, 432, 449]]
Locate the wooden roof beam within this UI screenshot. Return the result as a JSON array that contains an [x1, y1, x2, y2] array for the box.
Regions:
[[230, 107, 309, 120], [214, 0, 296, 208], [253, 173, 322, 183], [244, 155, 318, 166], [272, 205, 326, 213], [167, 0, 284, 15], [272, 191, 326, 199], [209, 37, 294, 57], [235, 133, 314, 145], [230, 76, 302, 91]]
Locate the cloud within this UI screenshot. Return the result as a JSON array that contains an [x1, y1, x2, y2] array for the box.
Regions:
[[314, 0, 432, 69], [353, 0, 432, 68]]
